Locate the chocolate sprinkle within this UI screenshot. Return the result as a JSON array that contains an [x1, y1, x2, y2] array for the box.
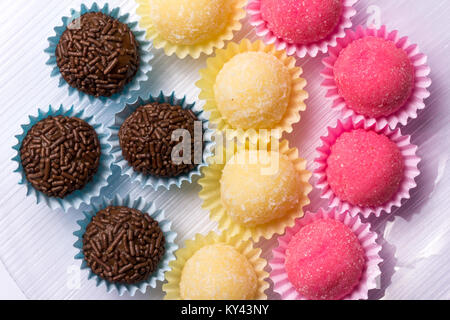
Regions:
[[56, 12, 140, 97], [82, 206, 165, 284], [118, 103, 201, 178], [20, 116, 101, 198]]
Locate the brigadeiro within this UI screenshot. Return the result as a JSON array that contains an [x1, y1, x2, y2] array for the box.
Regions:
[[20, 115, 100, 198], [82, 206, 165, 284], [118, 102, 200, 178], [55, 12, 140, 98]]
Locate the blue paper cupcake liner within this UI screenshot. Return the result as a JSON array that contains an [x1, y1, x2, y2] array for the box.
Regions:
[[109, 91, 214, 190], [73, 195, 178, 296], [11, 105, 113, 211], [45, 2, 153, 105]]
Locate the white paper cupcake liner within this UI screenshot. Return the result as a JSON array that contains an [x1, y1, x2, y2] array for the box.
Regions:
[[321, 25, 432, 128], [109, 91, 214, 190], [45, 2, 153, 105], [248, 0, 358, 58], [270, 208, 383, 300], [12, 105, 113, 211], [314, 117, 421, 218], [73, 194, 178, 296]]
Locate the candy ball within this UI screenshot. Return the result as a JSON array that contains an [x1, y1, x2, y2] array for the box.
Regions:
[[180, 244, 258, 300], [220, 150, 303, 226], [334, 36, 415, 118], [214, 52, 292, 130], [285, 219, 365, 300], [326, 129, 404, 207], [261, 0, 343, 44], [149, 0, 234, 45]]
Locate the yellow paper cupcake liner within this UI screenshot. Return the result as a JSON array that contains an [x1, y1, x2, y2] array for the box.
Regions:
[[136, 0, 247, 59], [163, 231, 269, 300], [196, 39, 308, 143], [198, 139, 312, 241]]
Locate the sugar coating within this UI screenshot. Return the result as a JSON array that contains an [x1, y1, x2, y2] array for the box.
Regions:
[[149, 0, 233, 45], [326, 129, 404, 207], [180, 244, 258, 300], [261, 0, 343, 44], [214, 52, 292, 130], [334, 36, 415, 118], [220, 150, 302, 226], [285, 219, 365, 300]]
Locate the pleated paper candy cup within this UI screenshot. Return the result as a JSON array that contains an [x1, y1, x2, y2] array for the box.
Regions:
[[196, 39, 308, 143], [199, 139, 312, 241], [45, 2, 153, 105], [163, 231, 269, 300], [136, 0, 246, 59], [73, 195, 178, 296], [248, 0, 358, 58], [315, 117, 421, 218], [12, 105, 112, 211], [321, 25, 432, 129], [109, 91, 214, 190], [270, 208, 383, 300]]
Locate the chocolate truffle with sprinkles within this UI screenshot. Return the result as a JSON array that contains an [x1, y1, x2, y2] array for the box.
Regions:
[[119, 103, 201, 178], [82, 206, 166, 284], [56, 12, 140, 98], [20, 116, 101, 198]]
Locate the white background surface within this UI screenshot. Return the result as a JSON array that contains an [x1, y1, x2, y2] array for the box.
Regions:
[[0, 260, 26, 299], [0, 0, 449, 300]]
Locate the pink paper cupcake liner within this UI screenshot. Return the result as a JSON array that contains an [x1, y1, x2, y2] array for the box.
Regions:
[[315, 117, 421, 218], [247, 0, 358, 58], [321, 25, 432, 129], [270, 208, 382, 300]]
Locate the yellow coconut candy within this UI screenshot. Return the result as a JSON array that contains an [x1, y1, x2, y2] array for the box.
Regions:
[[180, 244, 258, 300], [220, 149, 303, 226], [163, 232, 269, 300], [149, 0, 234, 46], [214, 52, 292, 130], [197, 40, 308, 142], [138, 0, 246, 59]]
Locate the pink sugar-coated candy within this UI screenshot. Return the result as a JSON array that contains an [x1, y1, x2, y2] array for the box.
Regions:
[[260, 0, 343, 44], [326, 129, 404, 207], [334, 36, 415, 118], [285, 219, 365, 300]]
